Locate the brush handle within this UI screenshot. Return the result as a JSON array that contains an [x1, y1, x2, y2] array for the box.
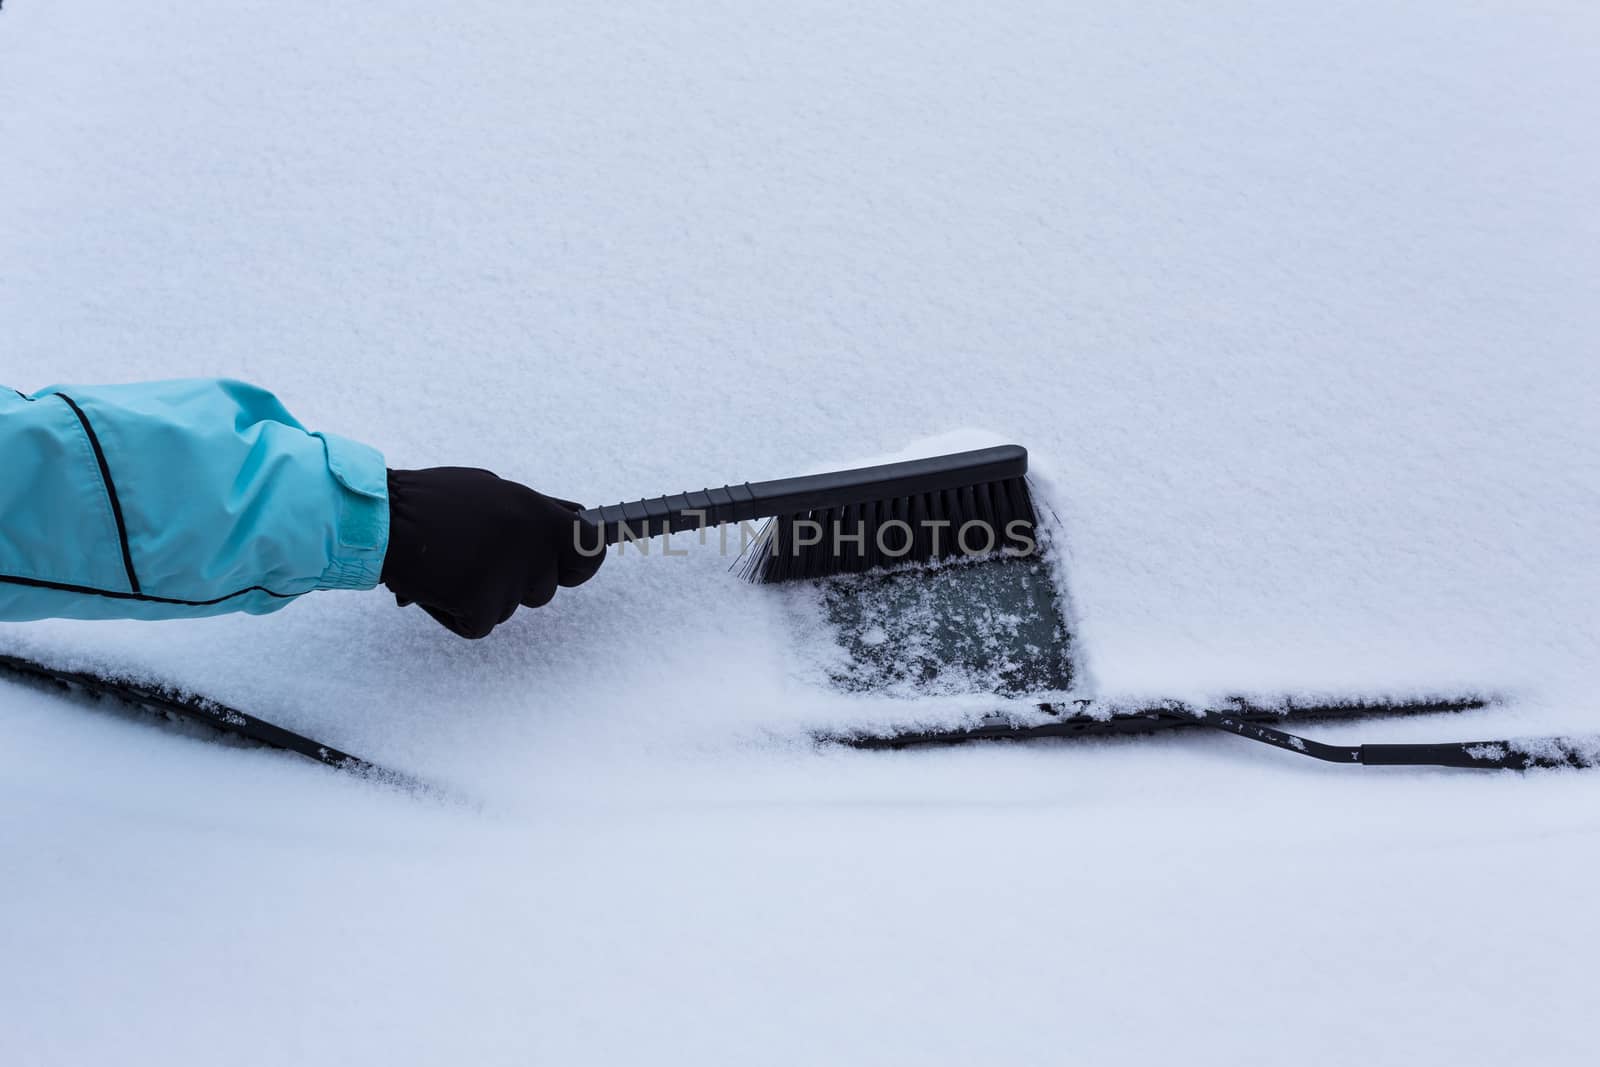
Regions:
[[578, 444, 1027, 544]]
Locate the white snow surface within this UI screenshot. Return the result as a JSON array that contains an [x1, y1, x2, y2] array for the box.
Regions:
[[3, 1, 1599, 1063]]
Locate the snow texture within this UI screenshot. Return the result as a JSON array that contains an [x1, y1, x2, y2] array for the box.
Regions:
[[3, 1, 1599, 1064]]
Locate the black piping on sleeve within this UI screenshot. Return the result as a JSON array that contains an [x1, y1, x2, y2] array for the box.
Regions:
[[53, 393, 142, 595], [0, 573, 297, 605]]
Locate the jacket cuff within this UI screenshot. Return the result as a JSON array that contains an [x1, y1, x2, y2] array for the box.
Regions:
[[312, 431, 390, 591]]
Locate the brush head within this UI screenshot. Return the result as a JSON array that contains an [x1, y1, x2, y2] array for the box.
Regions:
[[738, 469, 1039, 583], [581, 443, 1038, 577]]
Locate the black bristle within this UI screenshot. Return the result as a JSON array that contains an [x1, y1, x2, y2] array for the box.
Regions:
[[738, 474, 1041, 583]]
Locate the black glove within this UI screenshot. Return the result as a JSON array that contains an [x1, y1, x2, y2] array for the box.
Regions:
[[381, 467, 605, 639]]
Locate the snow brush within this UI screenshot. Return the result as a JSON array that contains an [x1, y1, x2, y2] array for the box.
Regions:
[[576, 444, 1038, 582]]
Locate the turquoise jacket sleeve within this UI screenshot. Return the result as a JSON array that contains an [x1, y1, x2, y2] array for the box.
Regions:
[[0, 379, 389, 621]]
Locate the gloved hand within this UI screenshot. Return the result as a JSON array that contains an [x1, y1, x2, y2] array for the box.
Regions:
[[381, 467, 605, 639]]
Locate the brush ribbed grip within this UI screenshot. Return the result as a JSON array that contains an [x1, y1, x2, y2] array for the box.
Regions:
[[580, 483, 763, 543], [578, 444, 1028, 544]]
